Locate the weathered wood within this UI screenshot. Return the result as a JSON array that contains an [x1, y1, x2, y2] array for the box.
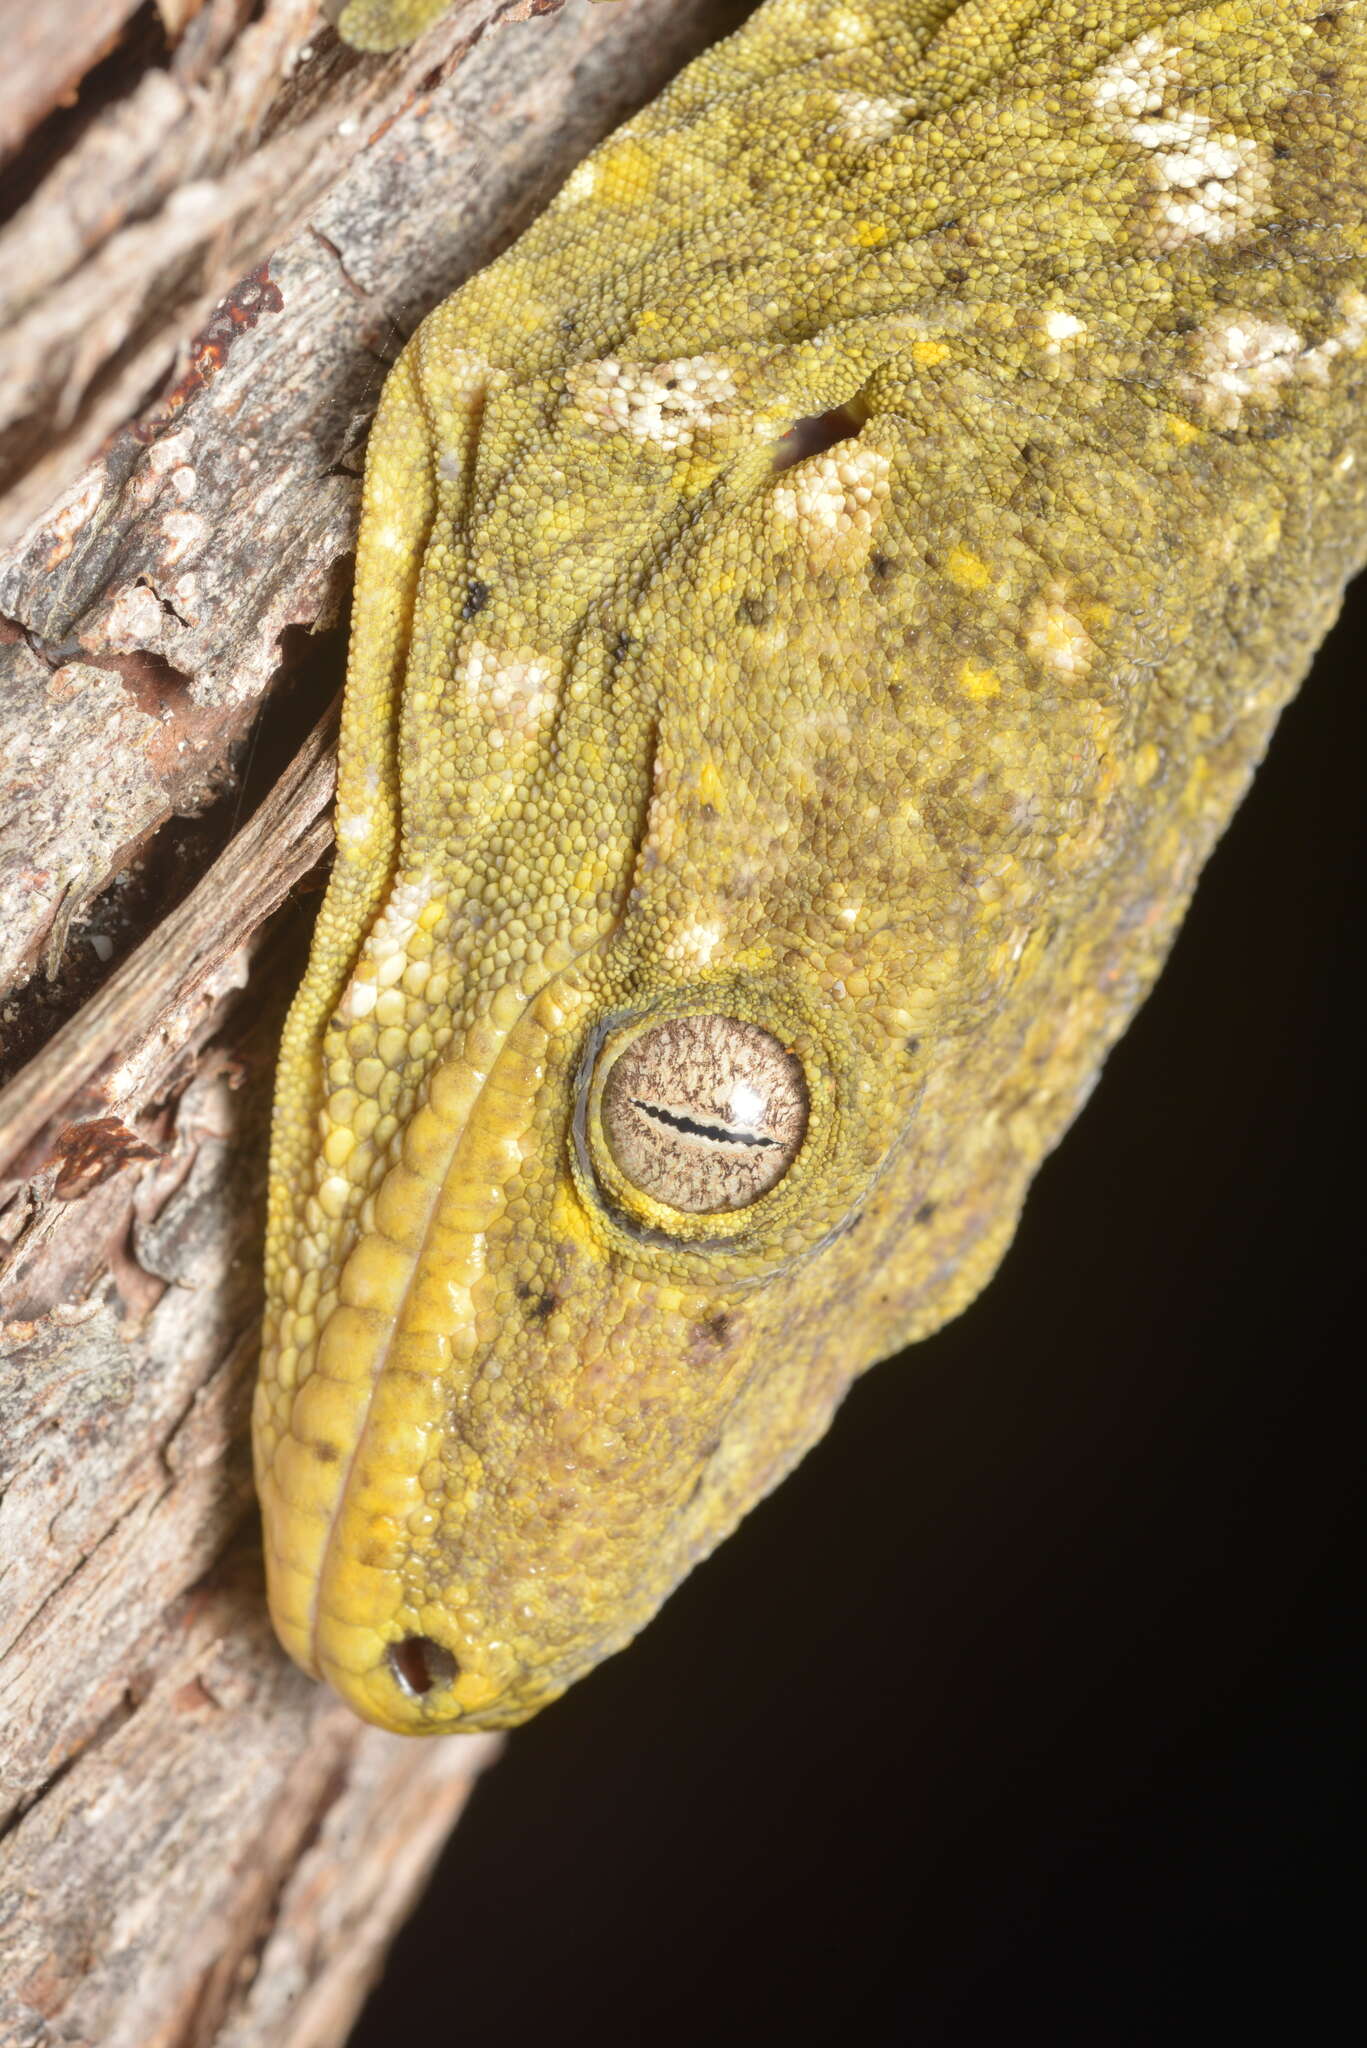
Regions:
[[0, 0, 144, 163], [0, 4, 750, 2041], [0, 705, 337, 1190]]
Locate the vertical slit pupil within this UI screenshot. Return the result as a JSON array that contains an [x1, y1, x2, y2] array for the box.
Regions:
[[389, 1635, 459, 1696]]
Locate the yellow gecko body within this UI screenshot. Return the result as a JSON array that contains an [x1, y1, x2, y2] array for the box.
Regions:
[[255, 0, 1367, 1732]]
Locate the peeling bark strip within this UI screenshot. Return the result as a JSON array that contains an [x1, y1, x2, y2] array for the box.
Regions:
[[0, 706, 337, 1189], [0, 0, 146, 161], [0, 5, 750, 2043]]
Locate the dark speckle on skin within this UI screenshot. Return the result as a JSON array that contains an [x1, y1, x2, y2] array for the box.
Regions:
[[515, 1279, 559, 1321], [914, 1201, 938, 1226], [462, 580, 490, 618]]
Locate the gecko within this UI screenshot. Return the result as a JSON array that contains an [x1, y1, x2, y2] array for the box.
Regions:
[[253, 0, 1367, 1734]]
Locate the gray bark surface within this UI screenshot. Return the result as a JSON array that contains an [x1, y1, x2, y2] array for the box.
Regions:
[[0, 4, 748, 2041]]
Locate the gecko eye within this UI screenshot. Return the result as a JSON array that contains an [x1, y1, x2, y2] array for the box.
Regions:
[[601, 1015, 808, 1214]]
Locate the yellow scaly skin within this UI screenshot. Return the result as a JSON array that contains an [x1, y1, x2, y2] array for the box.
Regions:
[[255, 0, 1367, 1733]]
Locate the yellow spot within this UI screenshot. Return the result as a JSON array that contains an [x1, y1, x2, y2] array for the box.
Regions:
[[911, 339, 950, 368], [1183, 757, 1211, 813], [594, 138, 656, 207], [1166, 414, 1203, 445], [551, 1180, 600, 1256], [945, 544, 991, 591], [698, 758, 726, 810], [959, 660, 1001, 701], [1133, 743, 1162, 788], [853, 219, 887, 248]]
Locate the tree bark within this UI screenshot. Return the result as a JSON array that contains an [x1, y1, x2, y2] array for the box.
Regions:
[[0, 4, 749, 2041]]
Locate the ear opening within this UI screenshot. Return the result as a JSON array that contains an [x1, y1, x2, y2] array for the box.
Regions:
[[772, 398, 867, 473]]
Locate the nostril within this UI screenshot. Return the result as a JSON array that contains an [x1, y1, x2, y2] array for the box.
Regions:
[[388, 1635, 459, 1697]]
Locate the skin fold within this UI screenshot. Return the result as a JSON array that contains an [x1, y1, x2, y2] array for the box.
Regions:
[[255, 0, 1367, 1732]]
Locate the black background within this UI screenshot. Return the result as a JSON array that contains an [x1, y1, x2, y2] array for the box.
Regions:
[[354, 571, 1361, 2047]]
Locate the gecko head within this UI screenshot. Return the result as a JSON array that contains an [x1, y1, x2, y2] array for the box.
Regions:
[[257, 276, 1140, 1731], [255, 527, 1127, 1734], [254, 543, 1131, 1734], [260, 872, 1042, 1735]]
